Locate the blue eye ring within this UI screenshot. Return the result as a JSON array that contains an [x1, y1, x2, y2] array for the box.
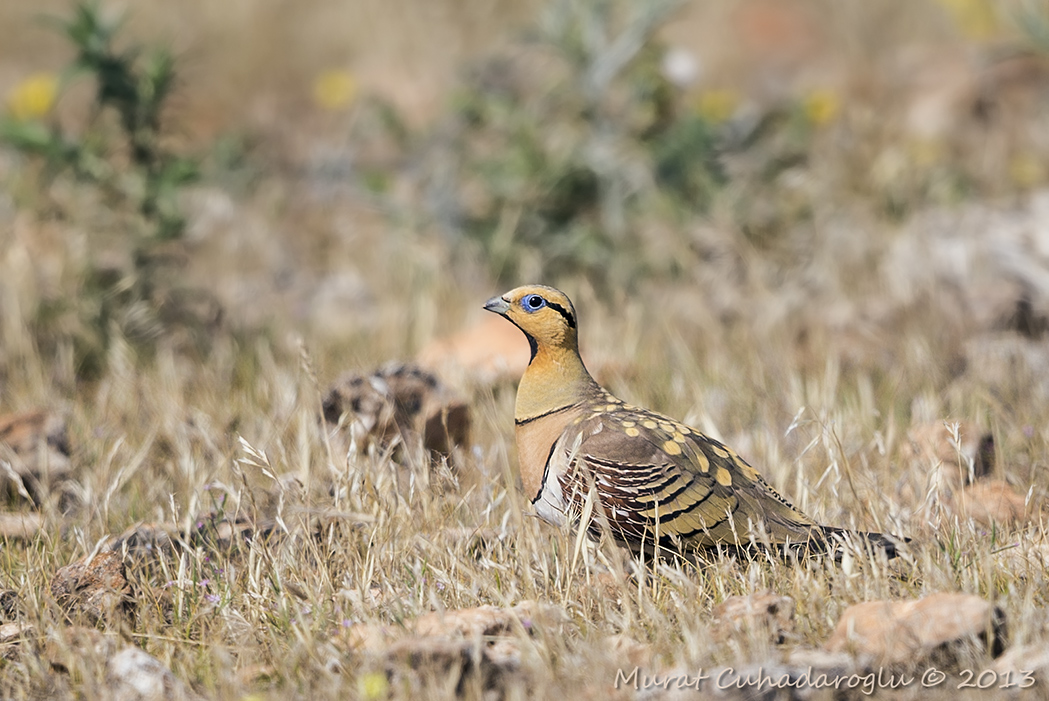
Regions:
[[522, 294, 547, 312]]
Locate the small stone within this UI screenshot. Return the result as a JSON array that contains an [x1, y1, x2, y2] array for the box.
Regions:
[[993, 644, 1049, 683], [897, 420, 1038, 529], [0, 409, 71, 505], [381, 636, 520, 690], [112, 522, 175, 558], [338, 601, 562, 654], [412, 604, 528, 639], [954, 479, 1031, 527], [416, 315, 530, 385], [604, 634, 653, 669], [51, 550, 135, 624], [712, 590, 794, 644], [825, 593, 1006, 667], [0, 622, 32, 660], [340, 602, 559, 697], [106, 646, 201, 701], [0, 588, 19, 619], [45, 626, 118, 672], [322, 363, 469, 456], [900, 421, 995, 487]]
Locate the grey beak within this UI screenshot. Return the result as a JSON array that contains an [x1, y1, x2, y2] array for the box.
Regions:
[[484, 296, 511, 314]]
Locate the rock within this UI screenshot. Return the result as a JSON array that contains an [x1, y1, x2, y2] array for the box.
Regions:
[[604, 634, 654, 669], [341, 601, 560, 654], [341, 602, 560, 697], [0, 409, 71, 504], [106, 646, 201, 701], [411, 603, 542, 638], [0, 622, 32, 660], [0, 512, 43, 540], [825, 593, 1006, 667], [899, 420, 994, 492], [381, 636, 520, 695], [993, 644, 1049, 685], [323, 363, 470, 457], [235, 663, 276, 686], [51, 550, 135, 624], [112, 512, 285, 561], [897, 420, 1036, 528], [0, 588, 20, 618], [45, 626, 117, 672], [417, 315, 530, 385], [111, 522, 176, 558], [955, 479, 1032, 527], [712, 590, 794, 644]]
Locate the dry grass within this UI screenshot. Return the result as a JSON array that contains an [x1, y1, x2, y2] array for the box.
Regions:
[[3, 0, 1049, 699]]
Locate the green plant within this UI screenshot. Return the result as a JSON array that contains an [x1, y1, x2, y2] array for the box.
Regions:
[[1, 1, 211, 379], [421, 0, 727, 286]]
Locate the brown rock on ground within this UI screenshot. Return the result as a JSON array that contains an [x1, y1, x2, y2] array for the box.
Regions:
[[712, 590, 795, 645], [956, 479, 1032, 526], [322, 363, 469, 456], [417, 314, 530, 385], [898, 420, 1035, 528], [45, 626, 117, 673], [0, 588, 19, 618], [342, 602, 560, 697], [603, 634, 653, 669], [825, 593, 1006, 667], [381, 636, 519, 695], [0, 622, 32, 660], [106, 646, 201, 701], [993, 644, 1049, 683], [900, 420, 994, 492], [342, 601, 559, 653], [51, 550, 135, 624], [0, 409, 71, 504]]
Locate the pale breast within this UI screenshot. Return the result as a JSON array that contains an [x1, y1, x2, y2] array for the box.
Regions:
[[515, 405, 584, 503]]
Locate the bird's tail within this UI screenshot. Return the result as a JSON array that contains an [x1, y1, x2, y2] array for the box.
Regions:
[[797, 526, 910, 560]]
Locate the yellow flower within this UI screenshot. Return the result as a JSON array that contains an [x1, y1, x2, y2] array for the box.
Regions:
[[312, 69, 357, 111], [935, 0, 999, 41], [802, 89, 840, 127], [1009, 153, 1044, 188], [358, 671, 389, 700], [6, 72, 58, 121], [695, 89, 739, 124]]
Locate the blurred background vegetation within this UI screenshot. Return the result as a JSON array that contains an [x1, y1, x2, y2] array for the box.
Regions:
[[2, 0, 1049, 407]]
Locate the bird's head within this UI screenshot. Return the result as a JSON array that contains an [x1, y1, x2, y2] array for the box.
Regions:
[[484, 285, 578, 351]]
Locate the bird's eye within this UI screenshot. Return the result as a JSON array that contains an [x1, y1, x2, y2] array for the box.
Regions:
[[522, 294, 546, 312]]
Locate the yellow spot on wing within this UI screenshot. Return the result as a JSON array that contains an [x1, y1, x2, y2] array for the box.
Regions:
[[642, 420, 658, 429], [625, 427, 640, 437], [696, 452, 710, 473], [663, 440, 682, 456], [715, 467, 732, 486], [622, 421, 636, 428], [605, 404, 617, 412], [673, 432, 686, 443], [659, 422, 674, 432], [711, 444, 730, 459]]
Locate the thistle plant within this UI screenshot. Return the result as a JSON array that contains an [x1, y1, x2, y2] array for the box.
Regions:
[[0, 1, 210, 379]]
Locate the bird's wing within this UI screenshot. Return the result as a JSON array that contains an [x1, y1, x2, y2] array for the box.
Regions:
[[554, 408, 819, 550]]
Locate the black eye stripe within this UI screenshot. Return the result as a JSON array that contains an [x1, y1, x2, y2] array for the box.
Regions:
[[546, 301, 576, 328]]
